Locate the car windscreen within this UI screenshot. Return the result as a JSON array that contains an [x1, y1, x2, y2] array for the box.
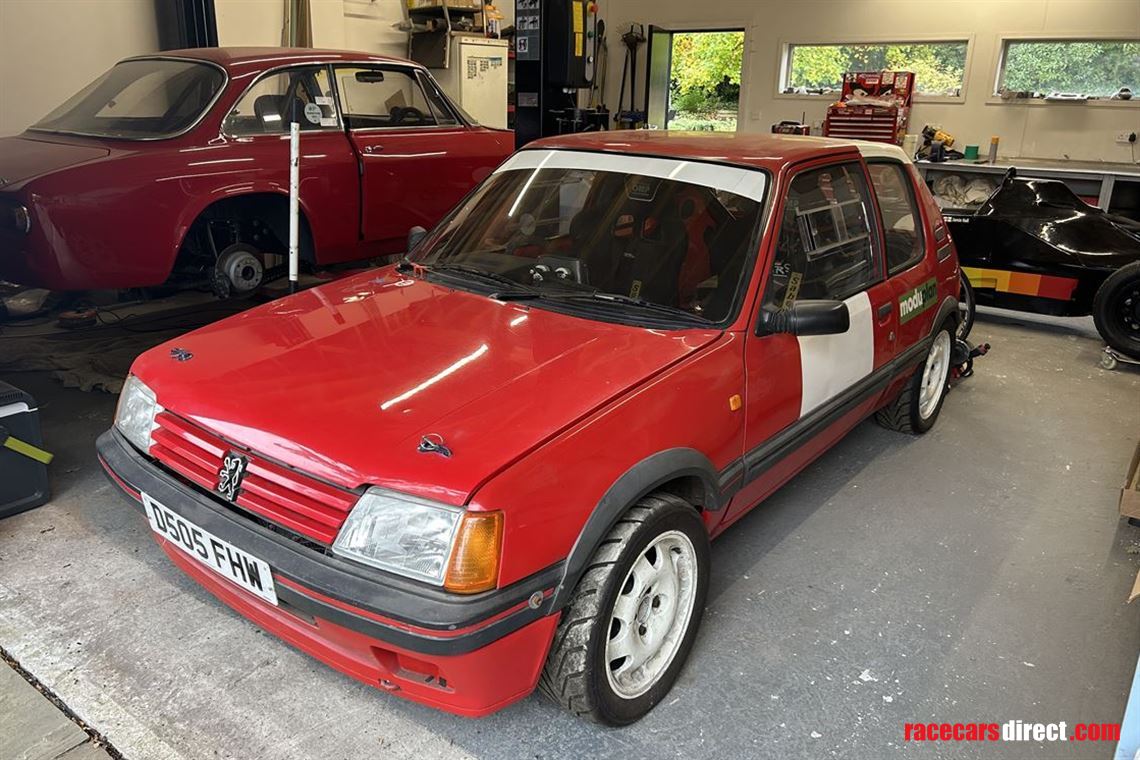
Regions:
[[30, 59, 225, 139], [411, 151, 767, 326]]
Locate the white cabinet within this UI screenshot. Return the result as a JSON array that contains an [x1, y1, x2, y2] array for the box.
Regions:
[[433, 37, 510, 129]]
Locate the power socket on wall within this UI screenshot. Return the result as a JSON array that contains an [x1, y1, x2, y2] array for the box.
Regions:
[[1117, 131, 1138, 144]]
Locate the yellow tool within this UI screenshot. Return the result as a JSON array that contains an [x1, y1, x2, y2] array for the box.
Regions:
[[1, 426, 53, 465]]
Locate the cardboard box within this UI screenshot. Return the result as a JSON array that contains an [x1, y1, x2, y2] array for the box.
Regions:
[[1121, 437, 1140, 520]]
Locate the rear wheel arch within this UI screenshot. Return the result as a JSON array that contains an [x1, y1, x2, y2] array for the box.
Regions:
[[174, 192, 318, 272], [931, 294, 960, 334], [551, 448, 720, 611]]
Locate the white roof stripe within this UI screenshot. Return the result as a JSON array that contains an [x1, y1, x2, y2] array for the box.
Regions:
[[855, 142, 912, 163], [496, 149, 769, 203]]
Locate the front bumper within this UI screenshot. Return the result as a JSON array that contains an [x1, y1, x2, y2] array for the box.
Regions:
[[96, 429, 561, 717]]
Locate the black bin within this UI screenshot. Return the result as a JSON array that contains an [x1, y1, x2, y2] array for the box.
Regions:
[[0, 382, 50, 518]]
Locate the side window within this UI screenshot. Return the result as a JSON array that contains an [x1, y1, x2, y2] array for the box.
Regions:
[[225, 67, 337, 136], [764, 162, 881, 310], [336, 67, 438, 129], [867, 162, 925, 274]]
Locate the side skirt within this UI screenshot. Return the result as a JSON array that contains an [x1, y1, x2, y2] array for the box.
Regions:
[[719, 334, 933, 504]]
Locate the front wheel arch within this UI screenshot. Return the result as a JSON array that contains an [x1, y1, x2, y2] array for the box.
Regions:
[[552, 448, 721, 611]]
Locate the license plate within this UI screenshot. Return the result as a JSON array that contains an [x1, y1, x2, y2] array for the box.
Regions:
[[142, 492, 278, 606]]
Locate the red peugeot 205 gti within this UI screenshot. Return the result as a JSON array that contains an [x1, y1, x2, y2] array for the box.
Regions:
[[98, 132, 961, 725]]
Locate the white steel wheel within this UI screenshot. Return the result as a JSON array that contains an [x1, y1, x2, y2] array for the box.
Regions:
[[875, 325, 954, 435], [538, 494, 710, 725], [918, 330, 952, 420], [604, 530, 698, 699]]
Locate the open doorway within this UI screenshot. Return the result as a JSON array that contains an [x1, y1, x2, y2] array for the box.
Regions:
[[645, 29, 745, 131]]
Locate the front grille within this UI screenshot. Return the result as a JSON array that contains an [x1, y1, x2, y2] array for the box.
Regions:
[[150, 411, 359, 545]]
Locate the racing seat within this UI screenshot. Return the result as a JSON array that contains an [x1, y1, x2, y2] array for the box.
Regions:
[[676, 191, 715, 305], [620, 202, 690, 306]]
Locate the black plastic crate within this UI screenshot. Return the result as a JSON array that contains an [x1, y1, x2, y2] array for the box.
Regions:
[[0, 381, 50, 518]]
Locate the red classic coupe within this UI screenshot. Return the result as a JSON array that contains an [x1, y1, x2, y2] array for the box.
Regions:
[[98, 132, 961, 724], [0, 48, 512, 294]]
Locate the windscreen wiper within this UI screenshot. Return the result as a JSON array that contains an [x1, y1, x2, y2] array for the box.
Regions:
[[397, 260, 534, 292], [491, 289, 712, 325]]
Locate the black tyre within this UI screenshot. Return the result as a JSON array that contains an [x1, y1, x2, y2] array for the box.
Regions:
[[1093, 262, 1140, 360], [957, 270, 976, 341], [875, 326, 953, 434], [539, 493, 710, 725]]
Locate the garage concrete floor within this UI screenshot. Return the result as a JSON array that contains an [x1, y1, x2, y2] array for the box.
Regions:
[[1, 307, 1138, 760]]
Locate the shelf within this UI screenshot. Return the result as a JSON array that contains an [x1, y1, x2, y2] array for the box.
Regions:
[[411, 27, 485, 35], [408, 4, 481, 15], [917, 158, 1140, 181]]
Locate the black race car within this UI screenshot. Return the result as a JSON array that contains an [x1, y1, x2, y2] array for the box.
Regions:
[[945, 168, 1140, 360]]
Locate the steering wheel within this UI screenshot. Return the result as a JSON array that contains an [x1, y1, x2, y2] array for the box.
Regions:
[[976, 167, 1017, 217], [390, 105, 428, 126]]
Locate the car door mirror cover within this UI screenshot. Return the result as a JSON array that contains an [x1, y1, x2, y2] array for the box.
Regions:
[[756, 300, 850, 337]]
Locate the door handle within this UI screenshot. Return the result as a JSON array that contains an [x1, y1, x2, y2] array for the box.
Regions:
[[877, 302, 893, 320], [363, 144, 383, 154]]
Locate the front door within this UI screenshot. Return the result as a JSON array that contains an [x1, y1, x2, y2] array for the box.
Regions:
[[726, 159, 896, 523], [219, 65, 360, 265], [334, 65, 492, 256]]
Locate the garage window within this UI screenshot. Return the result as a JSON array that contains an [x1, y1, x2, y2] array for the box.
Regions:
[[764, 162, 881, 309], [782, 41, 968, 97], [997, 39, 1140, 98], [867, 162, 924, 274], [336, 67, 443, 129], [224, 67, 338, 135]]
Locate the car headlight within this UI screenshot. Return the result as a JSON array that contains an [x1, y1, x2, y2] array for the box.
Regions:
[[332, 487, 503, 593], [115, 375, 162, 452], [0, 200, 31, 234]]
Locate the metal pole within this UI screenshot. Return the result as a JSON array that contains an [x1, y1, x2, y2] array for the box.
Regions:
[[288, 121, 300, 295]]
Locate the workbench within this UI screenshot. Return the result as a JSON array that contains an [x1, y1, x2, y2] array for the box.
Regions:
[[916, 157, 1140, 217]]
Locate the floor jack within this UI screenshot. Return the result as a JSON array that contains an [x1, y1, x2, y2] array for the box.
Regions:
[[950, 338, 991, 381], [1099, 347, 1140, 371]]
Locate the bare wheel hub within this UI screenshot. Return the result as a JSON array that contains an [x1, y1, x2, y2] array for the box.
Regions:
[[216, 244, 265, 295]]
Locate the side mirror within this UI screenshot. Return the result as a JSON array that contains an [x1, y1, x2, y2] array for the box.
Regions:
[[756, 300, 850, 337], [407, 226, 427, 253]]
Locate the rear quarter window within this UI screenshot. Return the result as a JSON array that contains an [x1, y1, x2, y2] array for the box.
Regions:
[[867, 162, 925, 274]]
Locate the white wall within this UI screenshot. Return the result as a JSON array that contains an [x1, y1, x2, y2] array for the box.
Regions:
[[215, 0, 285, 46], [0, 0, 160, 135], [339, 0, 412, 55], [216, 0, 515, 59], [600, 0, 1140, 162]]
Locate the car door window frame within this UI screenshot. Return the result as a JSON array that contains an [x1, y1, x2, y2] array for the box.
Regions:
[[334, 64, 457, 133], [756, 158, 885, 326], [865, 158, 927, 276], [222, 63, 342, 138], [414, 69, 467, 127]]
